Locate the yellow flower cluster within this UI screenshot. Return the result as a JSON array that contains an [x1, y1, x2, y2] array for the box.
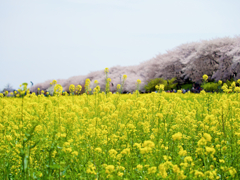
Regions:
[[203, 74, 208, 81], [172, 132, 182, 141], [50, 79, 57, 85], [76, 85, 82, 94], [93, 85, 100, 94], [104, 67, 109, 73], [117, 84, 121, 91], [85, 78, 91, 93], [155, 84, 165, 92], [69, 84, 75, 93], [54, 84, 63, 95]]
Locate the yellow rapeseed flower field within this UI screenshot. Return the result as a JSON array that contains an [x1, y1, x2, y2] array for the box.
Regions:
[[0, 91, 240, 179]]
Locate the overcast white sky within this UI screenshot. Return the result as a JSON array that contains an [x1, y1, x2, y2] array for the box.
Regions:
[[1, 0, 240, 90]]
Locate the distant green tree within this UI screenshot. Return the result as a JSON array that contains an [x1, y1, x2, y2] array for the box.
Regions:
[[201, 82, 219, 92], [180, 84, 192, 90], [164, 77, 178, 91], [144, 78, 165, 92], [144, 77, 177, 92]]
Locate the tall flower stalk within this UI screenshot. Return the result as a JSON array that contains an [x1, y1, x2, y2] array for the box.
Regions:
[[117, 84, 121, 94], [135, 79, 141, 97], [76, 85, 82, 95], [85, 79, 91, 106], [105, 78, 111, 97], [120, 75, 127, 94], [69, 84, 75, 105]]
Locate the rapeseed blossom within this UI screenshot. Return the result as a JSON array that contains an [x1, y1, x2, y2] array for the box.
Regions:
[[0, 89, 239, 179], [69, 84, 75, 93], [235, 86, 240, 93], [204, 133, 212, 142], [105, 165, 115, 174], [137, 79, 141, 84], [109, 149, 118, 158], [104, 67, 109, 73], [95, 147, 102, 153], [85, 78, 91, 93], [136, 164, 143, 170], [172, 132, 182, 141], [76, 85, 82, 94], [54, 84, 63, 95], [203, 74, 208, 81]]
